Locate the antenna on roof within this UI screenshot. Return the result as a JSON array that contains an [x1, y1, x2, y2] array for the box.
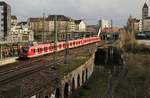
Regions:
[[42, 13, 45, 43], [111, 19, 113, 32]]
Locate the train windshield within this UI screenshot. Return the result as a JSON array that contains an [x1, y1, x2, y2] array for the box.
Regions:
[[22, 47, 29, 53]]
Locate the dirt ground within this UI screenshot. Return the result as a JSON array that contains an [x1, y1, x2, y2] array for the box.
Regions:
[[114, 53, 150, 98]]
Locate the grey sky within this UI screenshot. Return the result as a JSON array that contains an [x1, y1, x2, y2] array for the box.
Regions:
[[3, 0, 149, 26]]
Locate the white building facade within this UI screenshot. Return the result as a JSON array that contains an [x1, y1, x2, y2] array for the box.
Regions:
[[75, 20, 86, 32], [143, 18, 150, 31], [8, 22, 34, 42], [139, 19, 142, 32], [99, 19, 112, 29]]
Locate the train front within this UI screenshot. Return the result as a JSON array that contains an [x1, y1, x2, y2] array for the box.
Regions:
[[19, 46, 30, 58]]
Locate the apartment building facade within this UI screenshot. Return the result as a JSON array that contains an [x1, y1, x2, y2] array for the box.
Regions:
[[0, 1, 11, 41]]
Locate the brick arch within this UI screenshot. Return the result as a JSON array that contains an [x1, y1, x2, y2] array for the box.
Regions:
[[71, 78, 75, 94], [82, 70, 85, 84], [64, 82, 69, 98], [86, 68, 88, 81], [43, 89, 51, 98], [45, 96, 48, 98], [55, 88, 60, 98], [77, 74, 80, 88]]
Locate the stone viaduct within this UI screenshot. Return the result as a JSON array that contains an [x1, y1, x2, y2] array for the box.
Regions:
[[28, 53, 95, 98]]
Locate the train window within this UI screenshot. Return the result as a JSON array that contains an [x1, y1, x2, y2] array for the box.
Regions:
[[44, 47, 47, 51], [33, 49, 35, 53], [59, 44, 62, 48], [70, 42, 72, 46], [40, 48, 42, 51], [76, 41, 78, 44], [34, 49, 38, 53], [51, 46, 54, 50], [49, 46, 51, 50], [38, 48, 40, 52], [63, 44, 66, 48], [67, 44, 69, 47], [54, 46, 57, 50]]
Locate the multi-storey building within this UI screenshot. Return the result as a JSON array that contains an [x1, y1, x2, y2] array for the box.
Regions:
[[133, 18, 140, 33], [11, 15, 17, 27], [46, 15, 76, 41], [28, 15, 76, 42], [28, 17, 48, 32], [28, 17, 49, 42], [98, 19, 112, 30], [0, 1, 11, 41], [75, 20, 86, 32], [46, 15, 75, 32], [143, 17, 150, 31], [8, 21, 34, 42]]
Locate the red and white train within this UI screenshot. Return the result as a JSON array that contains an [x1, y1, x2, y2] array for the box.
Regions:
[[19, 37, 100, 58]]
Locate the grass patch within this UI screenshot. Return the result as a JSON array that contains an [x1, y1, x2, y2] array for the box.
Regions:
[[60, 53, 92, 74], [72, 68, 110, 98]]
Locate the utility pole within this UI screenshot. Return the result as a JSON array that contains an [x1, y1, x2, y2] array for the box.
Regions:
[[0, 44, 2, 60], [53, 15, 58, 66], [64, 19, 69, 64]]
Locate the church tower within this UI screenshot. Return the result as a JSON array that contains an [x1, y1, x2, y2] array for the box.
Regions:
[[142, 2, 149, 19]]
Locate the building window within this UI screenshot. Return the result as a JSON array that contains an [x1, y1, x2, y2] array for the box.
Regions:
[[0, 9, 3, 14], [1, 30, 3, 32], [1, 15, 3, 19], [1, 12, 4, 15]]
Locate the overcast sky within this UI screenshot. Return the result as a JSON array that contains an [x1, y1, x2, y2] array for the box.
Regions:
[[3, 0, 149, 26]]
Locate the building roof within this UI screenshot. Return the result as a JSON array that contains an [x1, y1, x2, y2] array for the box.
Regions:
[[11, 15, 17, 20], [46, 15, 70, 21], [28, 17, 44, 22], [133, 18, 140, 22], [0, 1, 7, 5], [75, 20, 82, 24], [143, 2, 148, 8], [87, 25, 98, 33], [17, 21, 27, 26]]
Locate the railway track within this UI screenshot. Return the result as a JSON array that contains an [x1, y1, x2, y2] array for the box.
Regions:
[[0, 43, 94, 72], [0, 59, 63, 85], [0, 43, 96, 85]]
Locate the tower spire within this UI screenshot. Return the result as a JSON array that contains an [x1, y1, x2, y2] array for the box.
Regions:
[[142, 2, 149, 19], [143, 2, 148, 8]]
